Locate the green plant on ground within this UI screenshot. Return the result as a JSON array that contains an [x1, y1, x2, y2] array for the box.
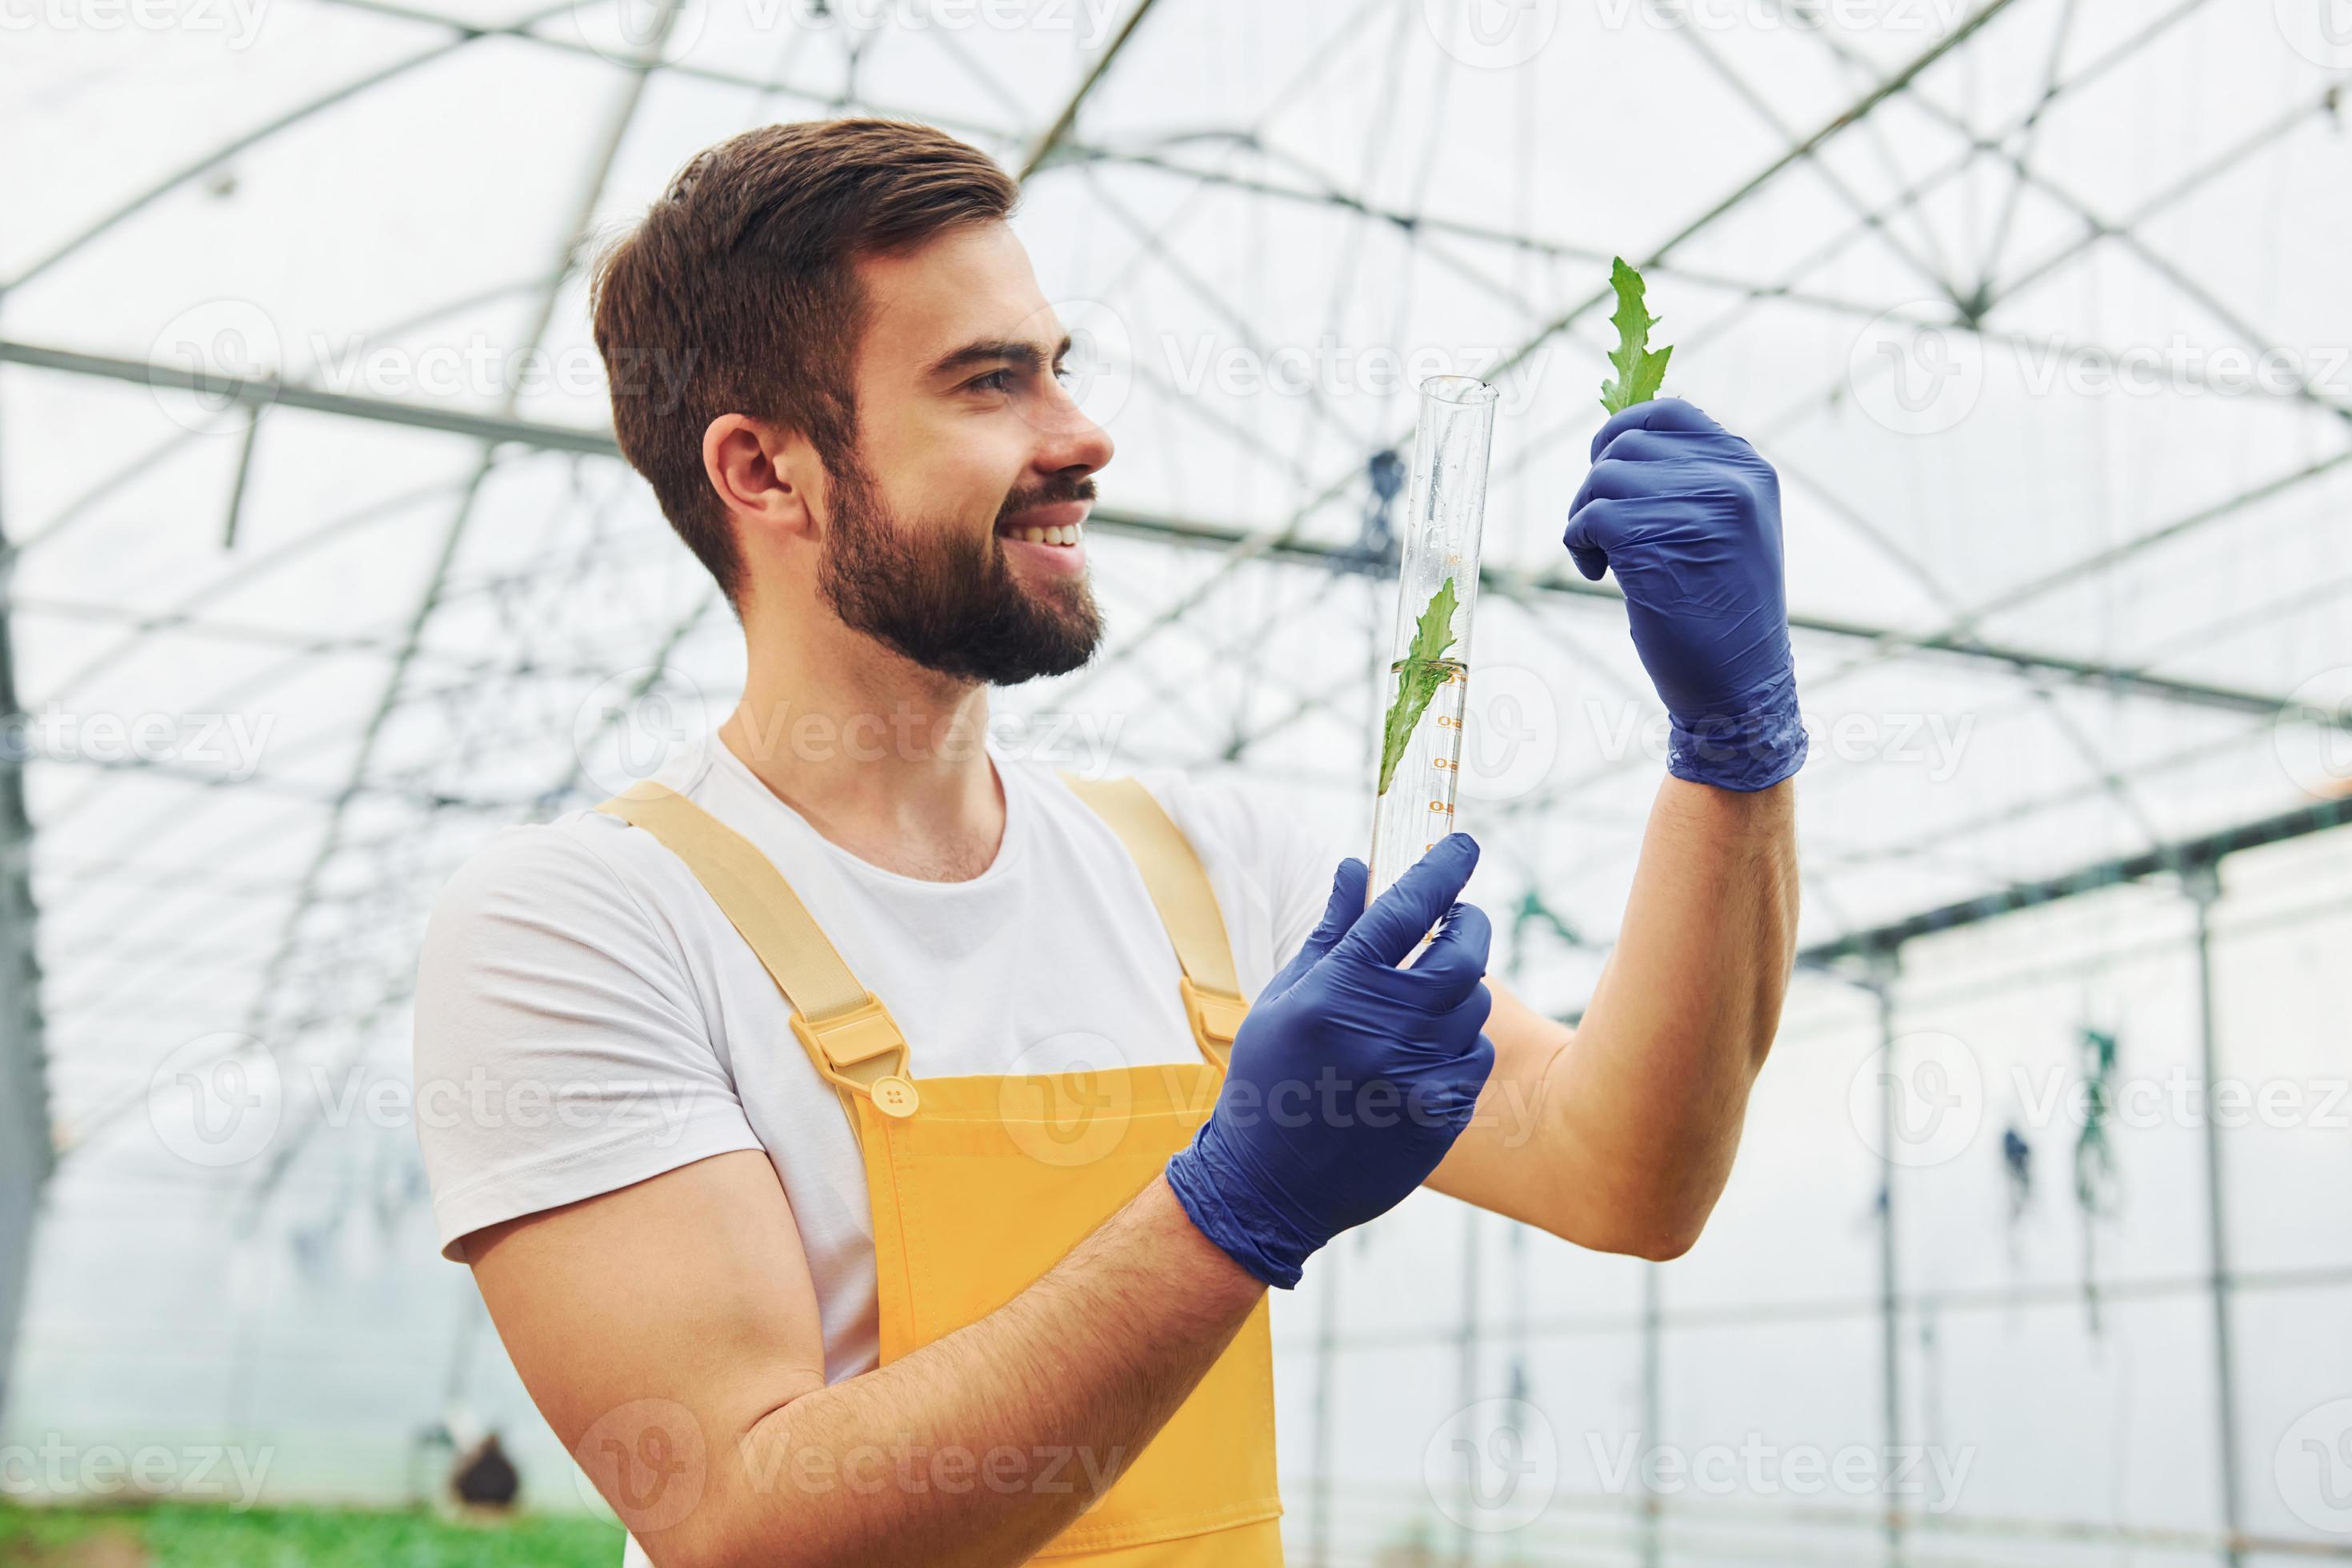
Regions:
[[0, 1502, 625, 1567]]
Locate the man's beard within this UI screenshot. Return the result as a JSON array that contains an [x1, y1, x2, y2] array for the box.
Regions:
[[816, 455, 1104, 686]]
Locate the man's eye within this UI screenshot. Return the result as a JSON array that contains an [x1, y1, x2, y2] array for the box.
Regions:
[[969, 369, 1015, 394]]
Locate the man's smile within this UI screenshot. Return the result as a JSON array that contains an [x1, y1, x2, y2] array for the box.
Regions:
[[995, 498, 1090, 574]]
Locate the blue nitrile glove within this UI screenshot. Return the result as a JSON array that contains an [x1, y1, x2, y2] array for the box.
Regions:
[[1564, 398, 1807, 792], [1165, 836, 1495, 1290]]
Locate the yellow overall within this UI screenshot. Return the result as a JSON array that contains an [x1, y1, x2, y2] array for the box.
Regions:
[[596, 774, 1284, 1564]]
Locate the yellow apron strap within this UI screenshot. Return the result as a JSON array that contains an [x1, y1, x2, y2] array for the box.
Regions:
[[594, 782, 920, 1135], [1058, 772, 1249, 1068]]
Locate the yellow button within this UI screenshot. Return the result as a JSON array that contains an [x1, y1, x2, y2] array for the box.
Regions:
[[870, 1075, 920, 1118]]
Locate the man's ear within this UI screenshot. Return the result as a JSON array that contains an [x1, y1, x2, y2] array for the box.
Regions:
[[702, 414, 822, 544]]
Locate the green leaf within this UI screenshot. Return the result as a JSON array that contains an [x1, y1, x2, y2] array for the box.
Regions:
[[1377, 575, 1461, 796], [1599, 256, 1674, 415]]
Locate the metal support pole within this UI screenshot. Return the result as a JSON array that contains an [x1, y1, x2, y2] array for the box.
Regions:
[[2185, 863, 2246, 1568], [1641, 1262, 1663, 1568], [1868, 945, 1905, 1568], [1307, 1243, 1339, 1568], [0, 427, 54, 1429], [1454, 1209, 1480, 1567]]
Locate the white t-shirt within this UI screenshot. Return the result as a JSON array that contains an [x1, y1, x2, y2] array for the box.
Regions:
[[413, 730, 1342, 1383]]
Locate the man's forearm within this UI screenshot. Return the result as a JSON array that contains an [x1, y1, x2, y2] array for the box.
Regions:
[[1549, 775, 1798, 1254], [700, 1174, 1264, 1568]]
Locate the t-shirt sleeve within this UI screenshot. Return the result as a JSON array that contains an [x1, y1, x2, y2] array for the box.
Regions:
[[411, 822, 763, 1261]]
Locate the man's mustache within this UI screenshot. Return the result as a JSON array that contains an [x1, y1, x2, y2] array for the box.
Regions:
[[996, 477, 1097, 526]]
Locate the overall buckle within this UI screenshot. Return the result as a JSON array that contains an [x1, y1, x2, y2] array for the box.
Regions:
[[1180, 977, 1249, 1049], [791, 994, 920, 1118]]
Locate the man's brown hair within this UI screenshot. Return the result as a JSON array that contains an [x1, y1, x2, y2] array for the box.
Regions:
[[590, 118, 1022, 605]]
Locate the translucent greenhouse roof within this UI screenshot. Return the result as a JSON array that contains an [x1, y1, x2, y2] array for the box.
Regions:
[[6, 0, 2351, 1176]]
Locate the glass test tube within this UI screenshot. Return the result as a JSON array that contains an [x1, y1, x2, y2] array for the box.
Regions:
[[1368, 374, 1498, 914]]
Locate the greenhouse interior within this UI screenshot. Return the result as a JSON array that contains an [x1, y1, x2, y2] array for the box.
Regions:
[[4, 0, 2352, 1562]]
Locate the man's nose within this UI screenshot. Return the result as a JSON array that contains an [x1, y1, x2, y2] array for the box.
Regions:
[[1033, 379, 1115, 476]]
